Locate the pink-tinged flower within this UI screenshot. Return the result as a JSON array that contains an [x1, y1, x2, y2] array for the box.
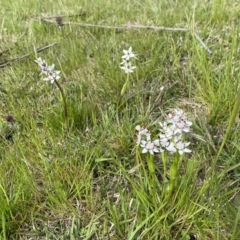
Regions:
[[159, 122, 179, 141], [35, 57, 48, 73], [165, 109, 192, 134], [175, 120, 192, 133], [167, 109, 187, 123], [35, 58, 61, 83]]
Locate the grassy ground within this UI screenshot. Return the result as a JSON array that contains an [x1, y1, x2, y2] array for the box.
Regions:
[[1, 0, 240, 239]]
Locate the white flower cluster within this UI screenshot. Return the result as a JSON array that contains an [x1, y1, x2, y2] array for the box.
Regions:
[[136, 109, 192, 155], [35, 57, 60, 83], [120, 47, 137, 74]]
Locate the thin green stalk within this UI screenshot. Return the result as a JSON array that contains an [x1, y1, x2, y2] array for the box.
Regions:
[[147, 154, 157, 197], [167, 152, 180, 200], [1, 212, 6, 240], [118, 74, 130, 105], [215, 86, 240, 164], [54, 80, 69, 131], [136, 148, 150, 190], [162, 151, 168, 180]]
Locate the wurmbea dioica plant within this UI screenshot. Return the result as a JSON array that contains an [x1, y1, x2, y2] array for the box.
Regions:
[[136, 108, 192, 198], [35, 57, 68, 130], [118, 47, 137, 104]]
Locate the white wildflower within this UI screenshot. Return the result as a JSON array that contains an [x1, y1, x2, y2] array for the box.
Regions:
[[136, 126, 151, 146], [35, 57, 48, 73], [43, 70, 61, 83], [160, 139, 176, 153], [174, 120, 192, 133], [121, 46, 137, 61], [35, 58, 61, 83], [173, 135, 191, 155], [120, 61, 136, 74], [159, 122, 179, 141], [140, 139, 161, 155], [165, 109, 192, 134]]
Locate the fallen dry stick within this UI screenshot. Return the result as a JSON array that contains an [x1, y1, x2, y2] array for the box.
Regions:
[[0, 42, 58, 68], [35, 16, 212, 54]]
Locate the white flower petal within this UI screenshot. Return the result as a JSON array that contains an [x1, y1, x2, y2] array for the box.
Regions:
[[160, 86, 164, 91], [166, 143, 177, 153], [150, 150, 155, 155], [142, 148, 148, 154]]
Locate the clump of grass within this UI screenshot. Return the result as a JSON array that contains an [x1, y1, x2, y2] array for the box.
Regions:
[[1, 0, 240, 239]]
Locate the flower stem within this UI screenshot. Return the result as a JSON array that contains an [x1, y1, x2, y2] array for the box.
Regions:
[[162, 151, 168, 180], [147, 154, 157, 196], [118, 74, 130, 105], [54, 80, 69, 131], [167, 152, 179, 199]]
